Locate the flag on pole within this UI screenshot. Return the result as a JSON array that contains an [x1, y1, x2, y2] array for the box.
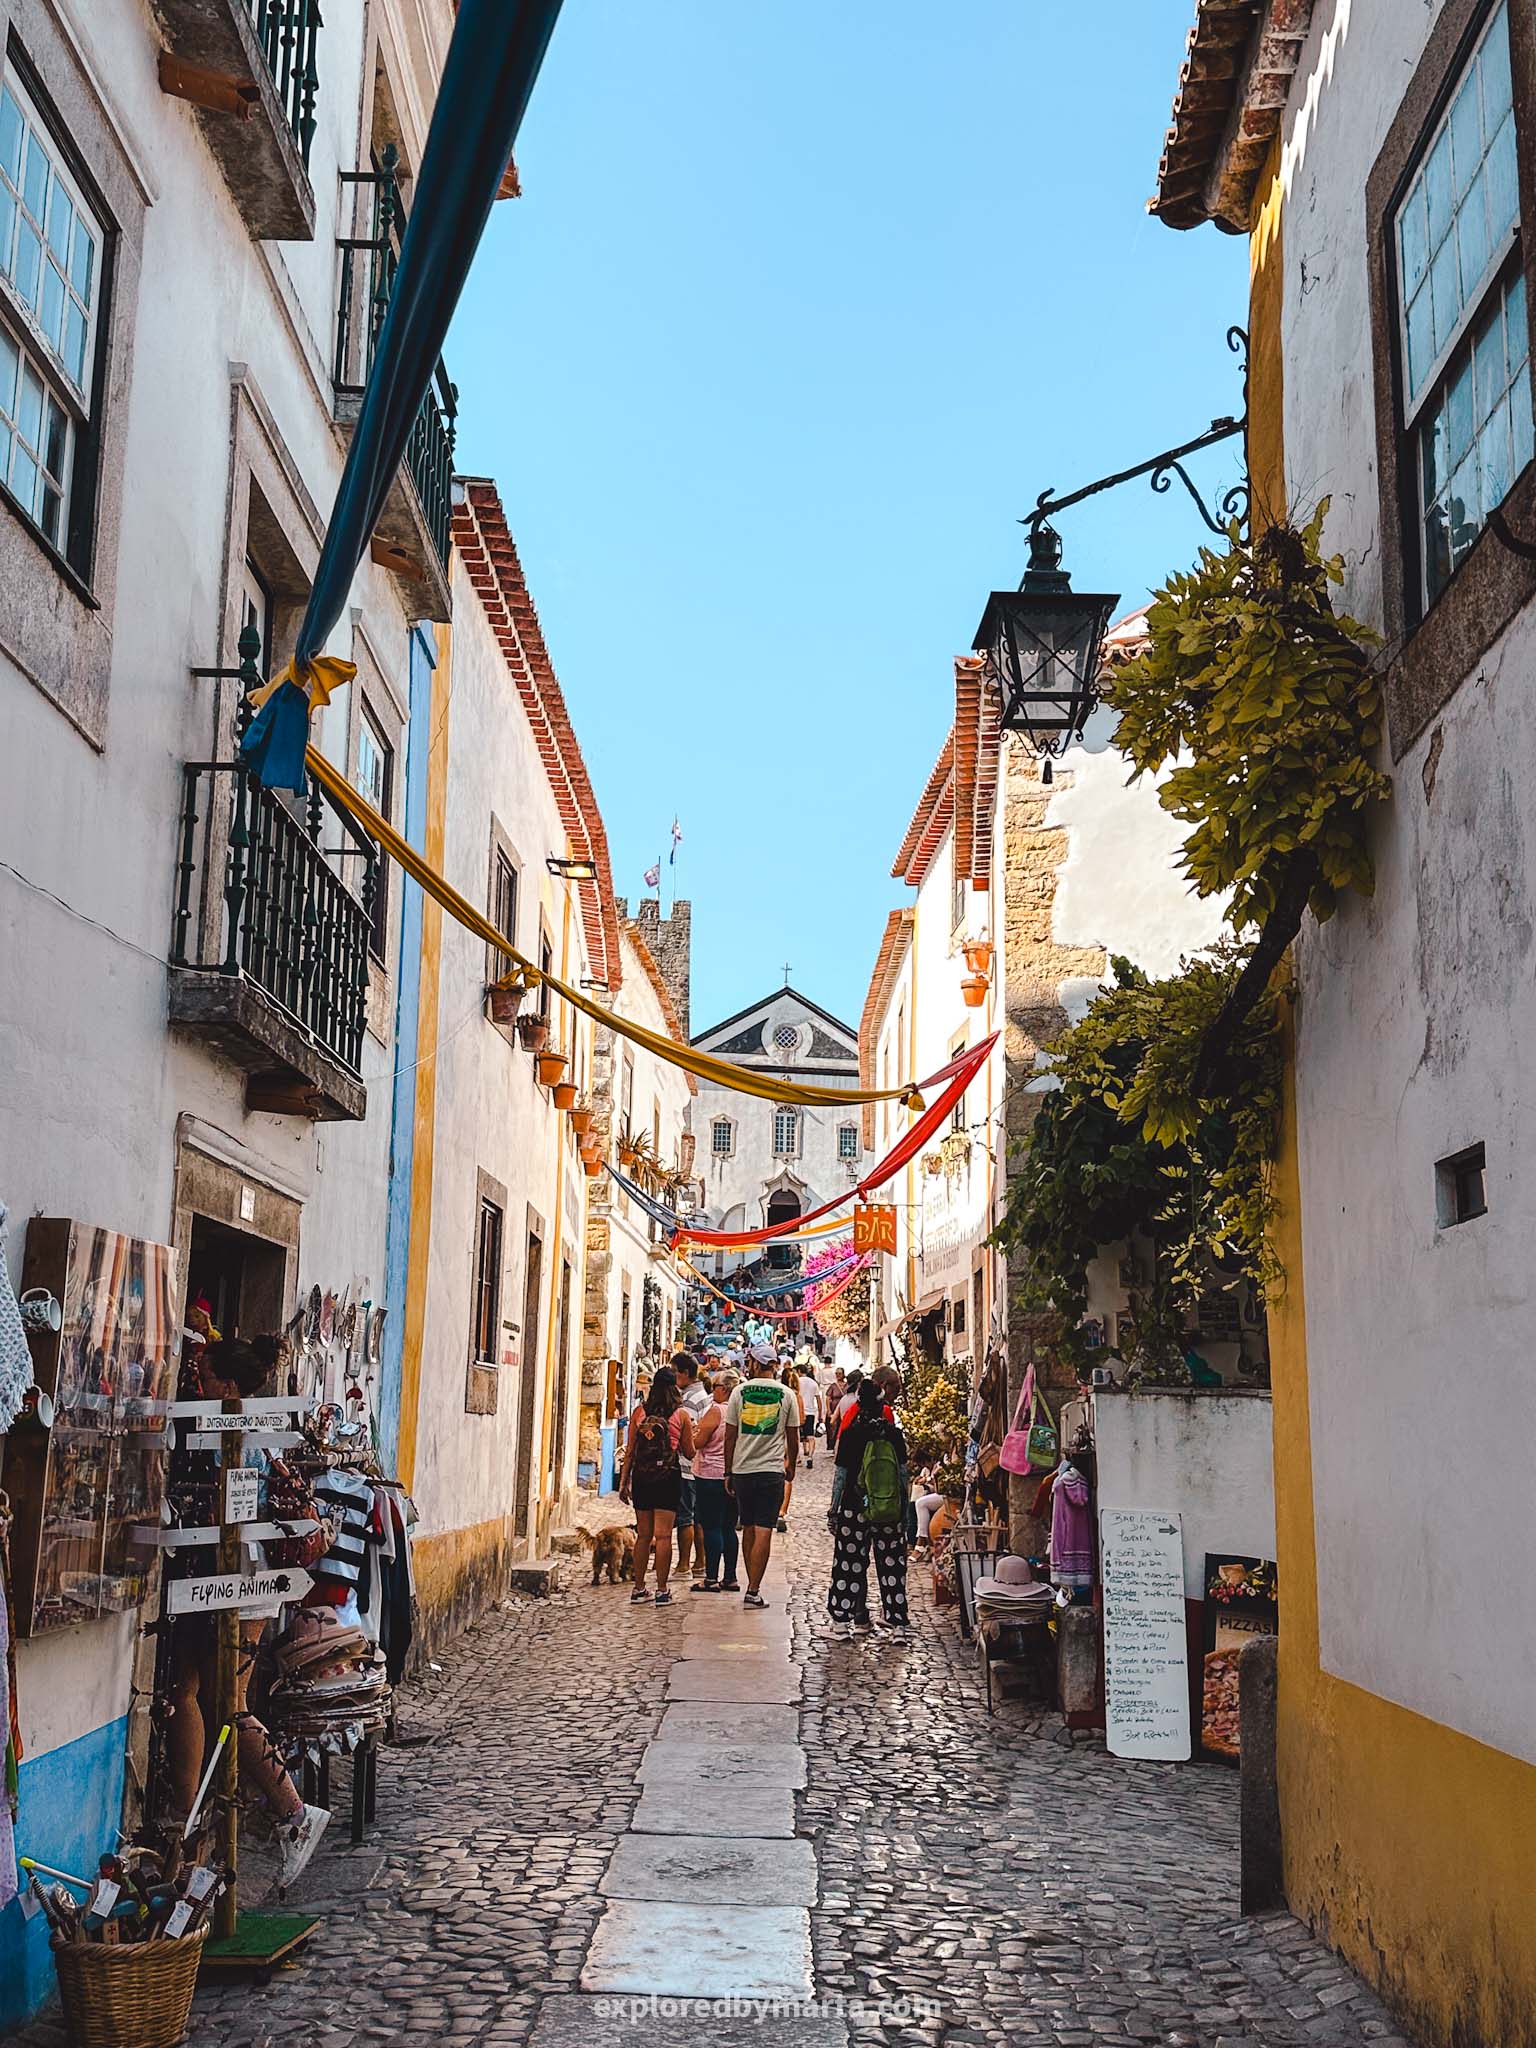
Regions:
[[643, 859, 661, 890], [670, 818, 682, 865]]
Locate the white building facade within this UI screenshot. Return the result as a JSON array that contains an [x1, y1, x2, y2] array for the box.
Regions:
[[692, 989, 872, 1284], [0, 0, 458, 2022]]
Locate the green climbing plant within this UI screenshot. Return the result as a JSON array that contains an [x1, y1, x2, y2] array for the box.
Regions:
[[992, 950, 1283, 1362], [1107, 505, 1389, 1089]]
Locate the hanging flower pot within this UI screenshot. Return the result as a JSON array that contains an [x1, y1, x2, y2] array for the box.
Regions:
[[488, 979, 526, 1024], [960, 973, 989, 1009], [536, 1049, 569, 1088], [922, 1151, 944, 1178], [962, 939, 993, 976], [552, 1080, 578, 1110], [583, 1155, 603, 1178], [569, 1106, 594, 1136], [516, 1011, 549, 1054]]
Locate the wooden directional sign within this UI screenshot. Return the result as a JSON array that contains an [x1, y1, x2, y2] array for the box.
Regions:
[[165, 1567, 314, 1616], [853, 1204, 897, 1255], [224, 1467, 260, 1524]]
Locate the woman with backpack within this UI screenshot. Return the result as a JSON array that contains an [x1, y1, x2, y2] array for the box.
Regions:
[[827, 1376, 910, 1638], [618, 1364, 697, 1606]]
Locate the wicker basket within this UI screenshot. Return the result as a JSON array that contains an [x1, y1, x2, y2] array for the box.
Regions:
[[52, 1928, 207, 2048]]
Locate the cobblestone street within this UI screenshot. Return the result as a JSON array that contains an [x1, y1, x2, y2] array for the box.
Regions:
[[17, 1464, 1412, 2048]]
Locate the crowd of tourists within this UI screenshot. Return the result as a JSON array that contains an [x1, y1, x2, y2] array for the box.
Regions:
[[615, 1341, 916, 1638]]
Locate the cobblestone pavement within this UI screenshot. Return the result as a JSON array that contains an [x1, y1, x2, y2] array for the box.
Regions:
[[15, 1462, 1416, 2048]]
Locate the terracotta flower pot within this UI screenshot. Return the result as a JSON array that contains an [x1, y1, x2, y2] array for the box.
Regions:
[[488, 981, 526, 1024], [962, 940, 993, 976], [551, 1081, 578, 1110], [569, 1107, 594, 1135], [619, 1146, 638, 1170], [583, 1156, 603, 1178], [536, 1050, 568, 1087], [960, 973, 988, 1009], [516, 1012, 549, 1053]]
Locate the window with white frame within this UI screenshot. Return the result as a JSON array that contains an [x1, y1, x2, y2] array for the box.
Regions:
[[711, 1117, 733, 1157], [772, 1107, 797, 1157], [0, 67, 103, 563], [837, 1122, 858, 1161], [355, 707, 393, 961], [1395, 2, 1529, 609]]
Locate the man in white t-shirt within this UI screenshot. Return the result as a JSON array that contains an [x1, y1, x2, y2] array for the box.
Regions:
[[672, 1353, 712, 1583], [794, 1367, 822, 1470]]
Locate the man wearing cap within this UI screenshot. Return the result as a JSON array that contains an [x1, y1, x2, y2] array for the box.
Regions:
[[724, 1341, 800, 1608]]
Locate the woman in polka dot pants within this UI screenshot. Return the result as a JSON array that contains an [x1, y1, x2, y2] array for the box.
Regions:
[[826, 1379, 911, 1635]]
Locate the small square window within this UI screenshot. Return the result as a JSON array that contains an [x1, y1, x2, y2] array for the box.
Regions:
[[1435, 1142, 1487, 1228], [711, 1118, 733, 1157], [837, 1123, 858, 1161]]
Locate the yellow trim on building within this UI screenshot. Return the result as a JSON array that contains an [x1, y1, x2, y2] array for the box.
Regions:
[[395, 620, 451, 1494]]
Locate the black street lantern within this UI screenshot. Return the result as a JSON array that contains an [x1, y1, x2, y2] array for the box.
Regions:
[[973, 519, 1119, 777]]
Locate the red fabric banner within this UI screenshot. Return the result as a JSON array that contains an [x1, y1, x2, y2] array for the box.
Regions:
[[677, 1033, 996, 1249]]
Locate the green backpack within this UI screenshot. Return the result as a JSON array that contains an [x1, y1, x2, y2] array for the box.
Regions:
[[859, 1432, 904, 1526]]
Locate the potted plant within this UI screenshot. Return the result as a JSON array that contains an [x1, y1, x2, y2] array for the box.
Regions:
[[939, 1129, 972, 1176], [569, 1096, 595, 1136], [536, 1047, 568, 1088], [516, 1010, 549, 1054], [960, 973, 988, 1008], [488, 974, 526, 1025], [618, 1123, 653, 1176], [962, 938, 993, 976], [922, 1151, 944, 1178], [582, 1153, 603, 1178], [552, 1080, 578, 1110]]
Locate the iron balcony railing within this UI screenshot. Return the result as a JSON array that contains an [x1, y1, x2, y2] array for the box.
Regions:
[[250, 0, 322, 168], [171, 628, 378, 1078], [334, 146, 457, 566]]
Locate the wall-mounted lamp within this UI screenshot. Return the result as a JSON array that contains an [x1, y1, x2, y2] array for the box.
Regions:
[[547, 855, 598, 882]]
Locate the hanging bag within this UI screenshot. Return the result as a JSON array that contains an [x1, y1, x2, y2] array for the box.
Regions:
[[999, 1368, 1060, 1476]]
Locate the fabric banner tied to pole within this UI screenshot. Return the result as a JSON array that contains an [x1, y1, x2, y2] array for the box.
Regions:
[[675, 1037, 994, 1249], [241, 0, 567, 792]]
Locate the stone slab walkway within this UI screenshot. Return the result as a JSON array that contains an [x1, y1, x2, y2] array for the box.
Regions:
[[10, 1462, 1419, 2048]]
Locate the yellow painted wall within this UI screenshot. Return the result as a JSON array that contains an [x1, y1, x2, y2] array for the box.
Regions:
[[1252, 146, 1536, 2048]]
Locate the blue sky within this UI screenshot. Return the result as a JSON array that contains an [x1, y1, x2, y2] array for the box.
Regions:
[[449, 0, 1245, 1038]]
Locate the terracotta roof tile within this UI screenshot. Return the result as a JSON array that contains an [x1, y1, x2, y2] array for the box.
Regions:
[[890, 734, 954, 886], [1149, 0, 1315, 232], [453, 480, 621, 992]]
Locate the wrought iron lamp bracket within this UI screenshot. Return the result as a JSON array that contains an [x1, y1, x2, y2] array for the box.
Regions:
[[1023, 325, 1250, 546]]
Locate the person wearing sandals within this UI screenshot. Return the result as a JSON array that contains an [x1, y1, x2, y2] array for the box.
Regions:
[[619, 1364, 696, 1606], [690, 1370, 740, 1593]]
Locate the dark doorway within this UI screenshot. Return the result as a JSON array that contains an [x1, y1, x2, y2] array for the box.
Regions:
[[549, 1257, 573, 1499], [514, 1228, 544, 1533], [766, 1191, 800, 1270], [185, 1216, 286, 1341]]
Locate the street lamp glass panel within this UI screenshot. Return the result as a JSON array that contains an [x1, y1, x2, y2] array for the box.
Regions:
[[973, 584, 1119, 752]]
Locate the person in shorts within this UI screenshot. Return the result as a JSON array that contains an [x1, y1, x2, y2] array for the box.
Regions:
[[618, 1365, 696, 1606], [723, 1342, 799, 1608], [795, 1364, 821, 1469]]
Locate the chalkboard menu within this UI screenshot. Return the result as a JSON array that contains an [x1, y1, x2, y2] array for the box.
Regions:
[[1100, 1507, 1190, 1760]]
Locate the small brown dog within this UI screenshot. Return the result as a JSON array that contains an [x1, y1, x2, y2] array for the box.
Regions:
[[581, 1524, 636, 1585]]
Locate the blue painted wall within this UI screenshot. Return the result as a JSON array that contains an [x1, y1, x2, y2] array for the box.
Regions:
[[378, 623, 436, 1476], [0, 1713, 128, 2026]]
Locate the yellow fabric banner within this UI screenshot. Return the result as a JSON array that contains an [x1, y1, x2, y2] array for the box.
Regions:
[[305, 743, 935, 1111]]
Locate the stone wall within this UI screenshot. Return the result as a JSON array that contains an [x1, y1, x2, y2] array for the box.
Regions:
[[634, 898, 692, 1040]]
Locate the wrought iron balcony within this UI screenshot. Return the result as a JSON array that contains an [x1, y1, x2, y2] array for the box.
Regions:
[[153, 0, 321, 240], [333, 148, 456, 620], [168, 630, 375, 1120]]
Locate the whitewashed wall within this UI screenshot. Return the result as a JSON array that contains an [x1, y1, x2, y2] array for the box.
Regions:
[[1274, 0, 1536, 1765], [1091, 1390, 1277, 1599]]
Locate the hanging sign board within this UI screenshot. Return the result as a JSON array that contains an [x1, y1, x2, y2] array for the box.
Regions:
[[224, 1467, 260, 1524], [165, 1568, 314, 1616], [853, 1204, 897, 1255], [168, 1397, 309, 1420], [1100, 1507, 1190, 1760]]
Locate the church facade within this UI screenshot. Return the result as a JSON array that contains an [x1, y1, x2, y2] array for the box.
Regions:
[[691, 987, 873, 1281]]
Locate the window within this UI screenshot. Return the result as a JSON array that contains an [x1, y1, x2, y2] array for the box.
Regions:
[[621, 1050, 635, 1126], [488, 842, 517, 995], [950, 1030, 968, 1133], [837, 1123, 859, 1161], [711, 1117, 733, 1157], [0, 67, 103, 565], [952, 863, 966, 932], [539, 928, 553, 1022], [772, 1022, 798, 1055], [1435, 1141, 1487, 1226], [1395, 3, 1529, 608], [355, 708, 393, 960], [773, 1107, 797, 1157], [472, 1194, 503, 1363]]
